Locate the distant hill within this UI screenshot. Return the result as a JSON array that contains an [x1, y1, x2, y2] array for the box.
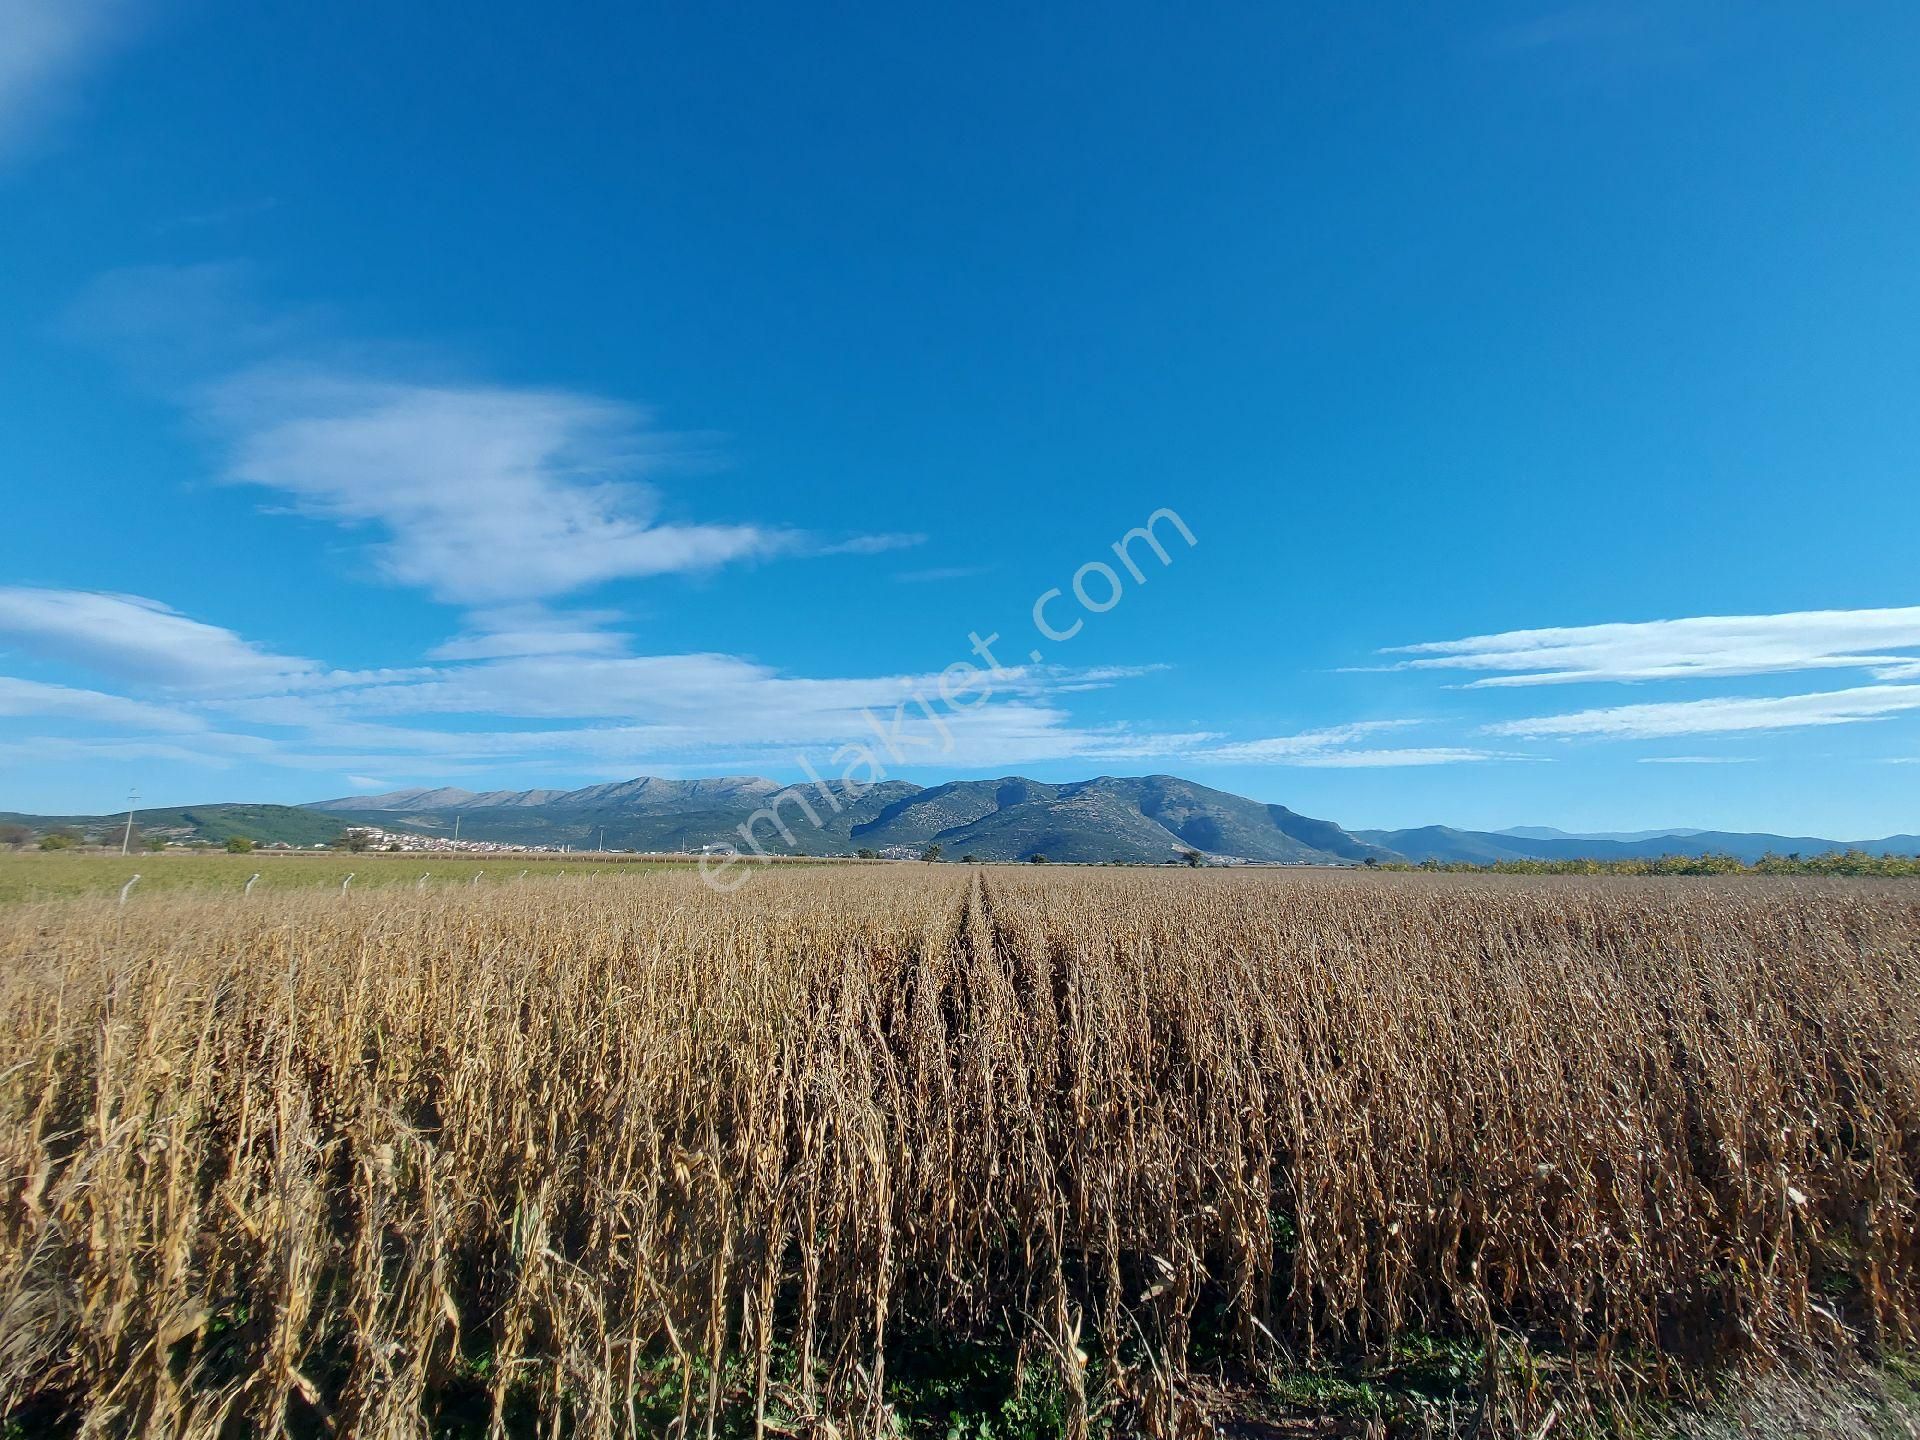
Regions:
[[307, 773, 1401, 864], [1495, 825, 1708, 843], [1358, 824, 1920, 866], [315, 778, 921, 856], [311, 775, 784, 814], [1350, 825, 1521, 866], [0, 804, 345, 849], [835, 775, 1400, 864]]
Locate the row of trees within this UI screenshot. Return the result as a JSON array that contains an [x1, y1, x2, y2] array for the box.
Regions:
[[1375, 849, 1920, 878], [3, 828, 110, 852], [1, 826, 261, 854], [854, 845, 1051, 864]]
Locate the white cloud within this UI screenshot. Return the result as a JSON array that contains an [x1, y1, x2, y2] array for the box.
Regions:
[[209, 370, 789, 605], [1283, 747, 1519, 768], [1199, 721, 1414, 762], [246, 655, 1165, 737], [1025, 663, 1169, 694], [0, 717, 290, 772], [1487, 685, 1920, 740], [0, 675, 200, 731], [0, 736, 241, 768], [1194, 721, 1522, 768], [70, 266, 915, 609], [0, 587, 320, 692], [816, 533, 925, 557], [0, 582, 1215, 778], [0, 0, 128, 159], [427, 607, 632, 661], [1389, 607, 1920, 687], [1637, 755, 1758, 765], [216, 654, 1186, 766], [180, 696, 1206, 777]]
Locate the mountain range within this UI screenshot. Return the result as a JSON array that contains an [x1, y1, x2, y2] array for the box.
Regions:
[[309, 774, 1403, 865], [8, 774, 1917, 865]]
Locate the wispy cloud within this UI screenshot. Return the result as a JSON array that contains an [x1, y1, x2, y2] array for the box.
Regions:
[[0, 675, 201, 731], [0, 736, 252, 769], [209, 371, 787, 605], [1195, 721, 1523, 768], [817, 533, 925, 557], [895, 565, 992, 584], [70, 264, 915, 609], [1284, 747, 1521, 769], [1487, 685, 1920, 740], [0, 0, 130, 160], [0, 587, 321, 692], [1468, 2, 1698, 71], [62, 262, 320, 379], [1199, 721, 1413, 762], [1637, 755, 1759, 765], [0, 585, 1208, 779], [151, 196, 279, 234], [272, 655, 1176, 755], [1476, 5, 1650, 57], [1389, 607, 1920, 688], [425, 606, 632, 661]]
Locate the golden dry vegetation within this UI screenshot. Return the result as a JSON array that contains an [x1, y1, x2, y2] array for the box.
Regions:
[[1, 866, 1916, 1437]]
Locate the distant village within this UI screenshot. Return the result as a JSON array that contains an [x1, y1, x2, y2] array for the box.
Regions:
[[336, 825, 565, 854]]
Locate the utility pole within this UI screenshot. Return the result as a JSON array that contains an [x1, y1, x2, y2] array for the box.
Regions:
[[120, 787, 139, 856], [453, 814, 461, 845], [597, 825, 605, 851]]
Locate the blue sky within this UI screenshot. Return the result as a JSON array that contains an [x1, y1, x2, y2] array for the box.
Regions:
[[4, 1, 1920, 837]]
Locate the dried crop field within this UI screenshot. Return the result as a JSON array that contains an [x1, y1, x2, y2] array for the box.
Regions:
[[1, 867, 1916, 1437]]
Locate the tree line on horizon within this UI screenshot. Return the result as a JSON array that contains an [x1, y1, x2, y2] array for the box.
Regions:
[[1373, 848, 1920, 877]]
